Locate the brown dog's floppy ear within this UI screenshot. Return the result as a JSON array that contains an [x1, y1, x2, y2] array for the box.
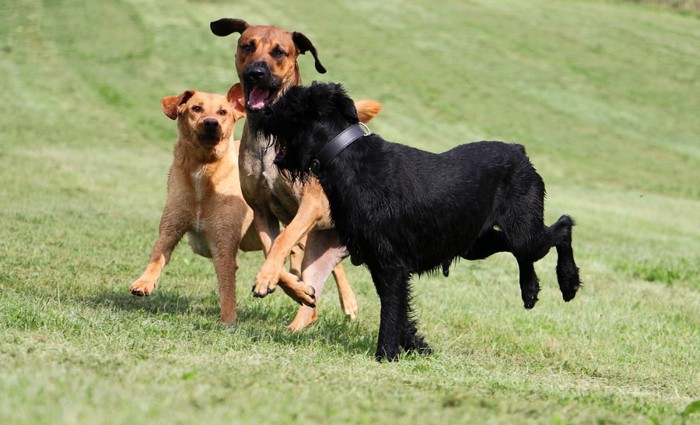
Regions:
[[210, 18, 250, 37], [354, 100, 382, 124], [161, 90, 195, 120], [292, 32, 327, 74], [227, 83, 246, 120]]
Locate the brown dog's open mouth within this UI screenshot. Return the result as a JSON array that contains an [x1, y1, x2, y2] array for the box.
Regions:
[[248, 86, 276, 110]]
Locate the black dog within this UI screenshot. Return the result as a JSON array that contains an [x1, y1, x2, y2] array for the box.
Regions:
[[258, 82, 581, 361]]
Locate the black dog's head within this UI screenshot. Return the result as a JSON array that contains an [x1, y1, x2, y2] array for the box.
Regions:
[[257, 82, 360, 179]]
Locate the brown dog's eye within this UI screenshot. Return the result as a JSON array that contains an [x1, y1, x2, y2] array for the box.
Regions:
[[218, 109, 227, 116], [240, 42, 255, 55], [271, 47, 287, 59], [192, 105, 202, 112]]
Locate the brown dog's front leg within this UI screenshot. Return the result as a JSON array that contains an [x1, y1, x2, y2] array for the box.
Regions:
[[277, 271, 317, 307], [251, 205, 280, 257], [250, 205, 316, 306], [254, 183, 325, 296], [249, 205, 280, 298]]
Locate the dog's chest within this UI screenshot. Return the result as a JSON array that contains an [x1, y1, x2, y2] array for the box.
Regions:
[[239, 131, 301, 224], [191, 165, 208, 232]]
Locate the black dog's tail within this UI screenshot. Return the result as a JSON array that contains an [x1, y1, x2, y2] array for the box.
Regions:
[[550, 215, 581, 302]]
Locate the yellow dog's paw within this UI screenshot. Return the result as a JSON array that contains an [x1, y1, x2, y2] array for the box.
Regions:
[[130, 279, 156, 296]]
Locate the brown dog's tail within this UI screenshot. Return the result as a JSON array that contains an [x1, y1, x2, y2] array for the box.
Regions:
[[354, 100, 382, 124]]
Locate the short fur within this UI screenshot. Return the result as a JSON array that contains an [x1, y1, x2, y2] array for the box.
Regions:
[[130, 85, 316, 323], [258, 82, 581, 361], [210, 18, 381, 330]]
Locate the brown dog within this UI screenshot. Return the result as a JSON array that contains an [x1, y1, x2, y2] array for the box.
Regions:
[[130, 85, 315, 323], [210, 19, 381, 330]]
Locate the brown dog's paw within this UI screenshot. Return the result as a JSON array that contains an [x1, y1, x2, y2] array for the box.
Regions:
[[340, 294, 359, 320], [287, 305, 318, 331], [130, 279, 156, 296], [253, 265, 283, 298], [251, 279, 277, 299], [276, 272, 316, 307]]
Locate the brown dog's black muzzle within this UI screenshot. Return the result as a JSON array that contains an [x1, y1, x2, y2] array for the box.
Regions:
[[242, 61, 281, 111], [243, 61, 272, 85]]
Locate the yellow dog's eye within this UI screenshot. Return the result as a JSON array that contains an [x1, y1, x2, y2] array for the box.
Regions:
[[192, 105, 202, 112], [218, 109, 227, 116]]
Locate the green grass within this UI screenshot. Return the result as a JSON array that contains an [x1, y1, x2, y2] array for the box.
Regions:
[[1, 0, 699, 424]]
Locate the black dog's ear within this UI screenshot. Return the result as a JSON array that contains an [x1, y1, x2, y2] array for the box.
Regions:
[[292, 32, 327, 74], [308, 82, 359, 125], [210, 18, 250, 37]]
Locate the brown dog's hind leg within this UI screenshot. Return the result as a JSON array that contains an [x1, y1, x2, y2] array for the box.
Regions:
[[287, 262, 356, 331], [288, 229, 352, 330], [331, 263, 358, 320]]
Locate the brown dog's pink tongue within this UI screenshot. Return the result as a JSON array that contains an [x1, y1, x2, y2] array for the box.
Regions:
[[248, 87, 270, 110]]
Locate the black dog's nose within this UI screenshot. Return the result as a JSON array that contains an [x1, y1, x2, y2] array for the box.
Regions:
[[203, 118, 219, 129]]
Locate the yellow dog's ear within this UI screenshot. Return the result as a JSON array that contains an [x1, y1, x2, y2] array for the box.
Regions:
[[161, 90, 195, 120], [226, 83, 246, 120]]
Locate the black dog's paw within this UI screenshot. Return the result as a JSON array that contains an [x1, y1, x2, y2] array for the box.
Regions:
[[441, 261, 450, 277], [558, 264, 581, 302], [522, 294, 539, 309], [374, 345, 401, 362], [403, 336, 432, 356]]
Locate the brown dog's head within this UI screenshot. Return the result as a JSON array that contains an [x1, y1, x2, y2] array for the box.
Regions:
[[210, 18, 326, 113], [161, 84, 246, 148]]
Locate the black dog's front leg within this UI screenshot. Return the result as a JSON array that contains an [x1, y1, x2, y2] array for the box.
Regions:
[[371, 268, 412, 361]]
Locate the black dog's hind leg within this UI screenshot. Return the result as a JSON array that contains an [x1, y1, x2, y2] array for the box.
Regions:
[[371, 268, 417, 361], [550, 215, 581, 302], [462, 227, 511, 260]]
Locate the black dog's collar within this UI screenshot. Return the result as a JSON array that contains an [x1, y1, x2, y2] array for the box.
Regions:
[[309, 123, 371, 176]]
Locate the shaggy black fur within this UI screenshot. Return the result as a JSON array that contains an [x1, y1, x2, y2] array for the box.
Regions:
[[258, 82, 581, 361]]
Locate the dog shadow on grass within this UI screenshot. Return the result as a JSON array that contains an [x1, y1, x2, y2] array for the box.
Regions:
[[79, 288, 376, 356], [79, 288, 219, 318]]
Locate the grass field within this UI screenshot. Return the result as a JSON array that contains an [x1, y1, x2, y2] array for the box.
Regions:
[[1, 0, 699, 424]]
